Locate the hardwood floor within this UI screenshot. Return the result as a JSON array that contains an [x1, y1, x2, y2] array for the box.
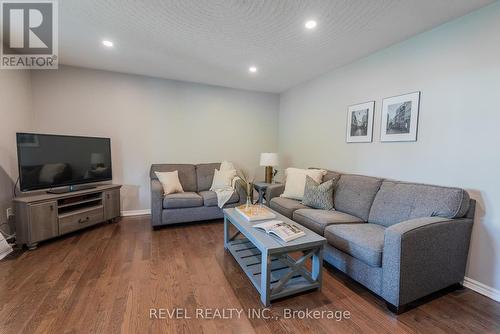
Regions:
[[1, 216, 499, 334]]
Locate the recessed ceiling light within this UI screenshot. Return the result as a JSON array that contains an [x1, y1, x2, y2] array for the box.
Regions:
[[248, 66, 257, 73], [102, 40, 114, 47], [305, 20, 317, 30]]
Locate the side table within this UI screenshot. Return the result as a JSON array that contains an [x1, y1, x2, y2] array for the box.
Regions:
[[254, 182, 281, 205]]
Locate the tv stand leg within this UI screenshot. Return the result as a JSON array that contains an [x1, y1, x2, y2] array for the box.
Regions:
[[27, 243, 38, 250]]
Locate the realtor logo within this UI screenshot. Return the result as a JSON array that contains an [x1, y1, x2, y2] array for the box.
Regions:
[[1, 0, 58, 69]]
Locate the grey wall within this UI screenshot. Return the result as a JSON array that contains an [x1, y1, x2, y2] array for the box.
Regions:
[[31, 66, 279, 211], [0, 71, 33, 233], [279, 3, 500, 292]]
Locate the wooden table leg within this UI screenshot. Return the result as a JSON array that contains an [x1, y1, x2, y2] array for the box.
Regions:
[[260, 249, 271, 306], [224, 216, 229, 250], [311, 246, 324, 291]]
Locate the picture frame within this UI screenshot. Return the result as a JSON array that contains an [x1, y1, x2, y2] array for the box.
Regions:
[[380, 92, 420, 142], [346, 101, 375, 143]]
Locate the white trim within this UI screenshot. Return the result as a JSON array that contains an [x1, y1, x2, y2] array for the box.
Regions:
[[121, 209, 151, 217], [463, 276, 500, 302]]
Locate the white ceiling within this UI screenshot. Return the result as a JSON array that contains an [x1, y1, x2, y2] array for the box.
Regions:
[[59, 0, 493, 93]]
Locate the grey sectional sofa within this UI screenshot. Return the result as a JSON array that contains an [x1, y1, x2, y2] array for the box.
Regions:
[[150, 163, 246, 226], [266, 170, 475, 312]]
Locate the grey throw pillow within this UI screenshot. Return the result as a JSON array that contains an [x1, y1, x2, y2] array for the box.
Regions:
[[302, 176, 335, 210]]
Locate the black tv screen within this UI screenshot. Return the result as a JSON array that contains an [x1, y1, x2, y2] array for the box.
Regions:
[[16, 133, 112, 191]]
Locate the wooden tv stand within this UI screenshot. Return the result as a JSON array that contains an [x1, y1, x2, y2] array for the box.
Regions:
[[13, 184, 121, 250]]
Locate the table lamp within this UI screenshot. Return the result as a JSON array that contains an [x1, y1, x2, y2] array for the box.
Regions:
[[260, 153, 278, 183]]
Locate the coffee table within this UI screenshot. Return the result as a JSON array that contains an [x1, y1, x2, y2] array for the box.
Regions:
[[223, 207, 326, 306]]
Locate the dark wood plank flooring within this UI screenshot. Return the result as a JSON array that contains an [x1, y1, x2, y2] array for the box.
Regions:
[[1, 216, 499, 334]]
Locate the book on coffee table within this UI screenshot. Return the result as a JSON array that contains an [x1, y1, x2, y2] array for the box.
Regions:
[[235, 204, 276, 221], [253, 220, 306, 242]]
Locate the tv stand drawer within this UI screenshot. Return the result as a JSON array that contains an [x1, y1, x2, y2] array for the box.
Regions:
[[59, 207, 104, 234]]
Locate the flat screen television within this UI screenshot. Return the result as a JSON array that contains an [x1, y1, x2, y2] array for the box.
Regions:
[[16, 133, 112, 192]]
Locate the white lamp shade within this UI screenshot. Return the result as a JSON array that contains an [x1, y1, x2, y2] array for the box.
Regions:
[[260, 153, 279, 167]]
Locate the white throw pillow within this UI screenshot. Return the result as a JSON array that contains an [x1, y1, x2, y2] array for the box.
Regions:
[[220, 160, 236, 171], [281, 168, 327, 201], [155, 171, 184, 195], [210, 168, 237, 190]]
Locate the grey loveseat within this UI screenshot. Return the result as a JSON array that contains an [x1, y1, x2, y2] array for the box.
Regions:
[[150, 163, 246, 226], [266, 170, 475, 312]]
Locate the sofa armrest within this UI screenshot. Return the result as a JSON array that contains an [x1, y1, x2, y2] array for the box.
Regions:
[[265, 184, 285, 204], [150, 179, 164, 226], [382, 217, 473, 306]]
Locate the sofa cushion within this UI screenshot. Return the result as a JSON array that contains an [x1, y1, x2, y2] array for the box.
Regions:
[[163, 192, 203, 209], [334, 174, 383, 221], [293, 209, 364, 235], [323, 170, 341, 183], [269, 197, 309, 219], [368, 181, 471, 227], [196, 163, 221, 192], [151, 164, 197, 192], [325, 223, 385, 267], [302, 176, 335, 210], [199, 190, 239, 207], [309, 168, 341, 183]]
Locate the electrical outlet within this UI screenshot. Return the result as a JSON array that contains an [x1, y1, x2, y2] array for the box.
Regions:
[[6, 208, 14, 220]]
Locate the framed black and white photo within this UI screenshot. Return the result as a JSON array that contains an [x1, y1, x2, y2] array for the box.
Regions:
[[346, 101, 374, 143], [380, 92, 420, 142]]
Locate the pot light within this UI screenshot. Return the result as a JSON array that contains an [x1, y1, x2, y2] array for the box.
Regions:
[[305, 20, 317, 30], [102, 40, 114, 47], [248, 66, 257, 73]]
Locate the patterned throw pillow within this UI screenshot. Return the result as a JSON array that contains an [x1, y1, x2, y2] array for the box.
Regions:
[[302, 176, 335, 210]]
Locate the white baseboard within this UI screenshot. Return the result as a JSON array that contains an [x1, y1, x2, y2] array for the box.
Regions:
[[121, 209, 151, 217], [463, 276, 500, 302]]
